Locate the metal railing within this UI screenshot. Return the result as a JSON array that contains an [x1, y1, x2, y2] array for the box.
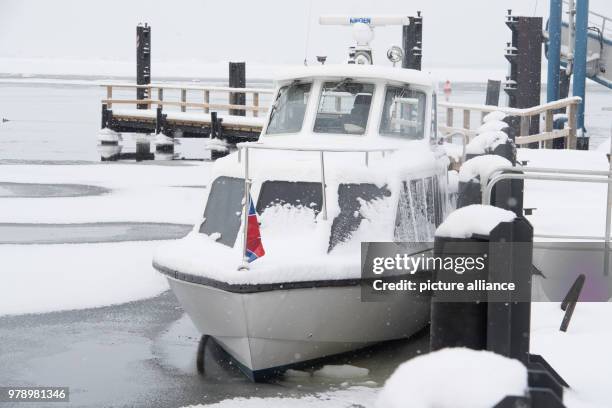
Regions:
[[236, 142, 398, 268], [438, 96, 582, 152], [562, 0, 612, 38], [100, 83, 273, 117], [481, 159, 612, 249]]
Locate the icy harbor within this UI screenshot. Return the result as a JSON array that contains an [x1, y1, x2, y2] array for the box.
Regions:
[[0, 77, 611, 408]]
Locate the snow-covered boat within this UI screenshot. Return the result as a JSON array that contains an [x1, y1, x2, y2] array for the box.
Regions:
[[153, 63, 453, 380]]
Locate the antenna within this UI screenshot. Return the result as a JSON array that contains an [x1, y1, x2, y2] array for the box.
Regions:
[[303, 0, 314, 65]]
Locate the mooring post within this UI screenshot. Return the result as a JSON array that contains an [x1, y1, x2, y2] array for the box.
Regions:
[[401, 11, 423, 70], [547, 0, 563, 104], [432, 209, 567, 406], [136, 23, 151, 110], [485, 80, 501, 106], [504, 12, 542, 144], [229, 62, 246, 116]]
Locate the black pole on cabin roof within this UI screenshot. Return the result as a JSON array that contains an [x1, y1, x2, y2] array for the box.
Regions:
[[402, 12, 422, 70]]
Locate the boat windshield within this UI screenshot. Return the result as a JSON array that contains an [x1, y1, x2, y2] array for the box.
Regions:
[[380, 86, 427, 139], [199, 176, 244, 247], [328, 183, 391, 251], [314, 80, 375, 135], [266, 82, 312, 134]]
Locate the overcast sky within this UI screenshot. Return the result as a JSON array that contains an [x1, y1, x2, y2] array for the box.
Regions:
[[0, 0, 610, 70]]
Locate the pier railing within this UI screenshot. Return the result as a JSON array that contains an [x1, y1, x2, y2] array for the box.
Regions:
[[100, 83, 273, 117], [438, 96, 582, 150], [482, 164, 612, 246]]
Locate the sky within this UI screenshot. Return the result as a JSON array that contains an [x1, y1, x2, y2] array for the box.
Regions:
[[0, 0, 610, 72]]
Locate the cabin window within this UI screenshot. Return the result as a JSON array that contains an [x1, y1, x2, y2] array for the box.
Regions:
[[380, 86, 427, 140], [329, 183, 391, 251], [256, 181, 322, 216], [394, 177, 443, 242], [314, 80, 375, 135], [266, 82, 312, 134], [199, 176, 244, 247]]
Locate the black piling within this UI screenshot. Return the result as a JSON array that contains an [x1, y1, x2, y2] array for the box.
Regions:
[[485, 80, 501, 106], [431, 213, 567, 407], [504, 12, 542, 143], [136, 23, 151, 110], [229, 62, 246, 116], [402, 12, 423, 70]]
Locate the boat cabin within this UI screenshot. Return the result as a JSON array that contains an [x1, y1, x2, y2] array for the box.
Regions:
[[155, 64, 450, 284]]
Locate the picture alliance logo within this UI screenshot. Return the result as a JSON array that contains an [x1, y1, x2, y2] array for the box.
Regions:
[[371, 253, 487, 275]]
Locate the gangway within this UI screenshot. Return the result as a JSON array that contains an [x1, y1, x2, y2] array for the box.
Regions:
[[549, 1, 612, 89]]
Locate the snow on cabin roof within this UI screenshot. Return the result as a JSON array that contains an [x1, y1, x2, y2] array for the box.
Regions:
[[274, 64, 436, 88]]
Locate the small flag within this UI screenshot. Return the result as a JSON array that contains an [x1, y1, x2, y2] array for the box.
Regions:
[[245, 195, 265, 263]]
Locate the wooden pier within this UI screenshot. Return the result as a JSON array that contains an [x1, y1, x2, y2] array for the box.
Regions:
[[101, 83, 272, 143]]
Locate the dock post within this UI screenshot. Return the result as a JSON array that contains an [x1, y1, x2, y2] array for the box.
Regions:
[[503, 12, 542, 145], [136, 23, 151, 110], [485, 80, 501, 106], [229, 62, 246, 116], [431, 212, 567, 406], [546, 0, 563, 104], [401, 11, 423, 70]]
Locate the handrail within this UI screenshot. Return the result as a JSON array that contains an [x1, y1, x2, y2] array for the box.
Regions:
[[101, 82, 273, 117], [237, 142, 399, 153], [438, 96, 581, 117], [482, 172, 612, 246], [98, 82, 273, 94], [439, 96, 582, 152], [481, 165, 612, 202]]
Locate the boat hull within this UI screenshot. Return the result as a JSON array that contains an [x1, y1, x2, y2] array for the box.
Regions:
[[166, 275, 430, 380]]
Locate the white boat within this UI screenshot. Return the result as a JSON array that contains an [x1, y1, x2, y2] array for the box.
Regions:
[[152, 18, 457, 378]]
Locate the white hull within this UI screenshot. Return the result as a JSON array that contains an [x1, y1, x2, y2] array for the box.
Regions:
[[166, 276, 430, 380]]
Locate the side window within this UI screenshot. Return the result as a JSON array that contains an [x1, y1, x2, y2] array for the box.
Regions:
[[380, 86, 427, 140], [266, 82, 312, 134]]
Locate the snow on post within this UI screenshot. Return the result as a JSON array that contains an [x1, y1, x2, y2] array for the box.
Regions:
[[376, 348, 527, 408], [458, 155, 512, 184], [465, 131, 509, 156], [477, 120, 509, 133], [435, 204, 516, 239], [482, 110, 507, 123]]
